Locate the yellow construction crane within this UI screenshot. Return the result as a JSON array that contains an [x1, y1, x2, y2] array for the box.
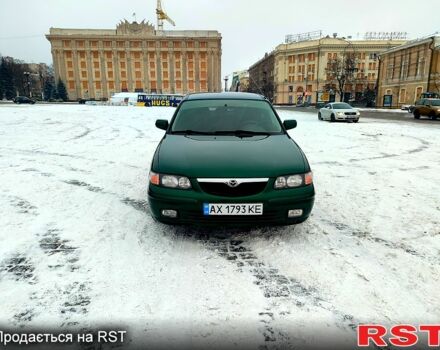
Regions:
[[156, 0, 175, 30]]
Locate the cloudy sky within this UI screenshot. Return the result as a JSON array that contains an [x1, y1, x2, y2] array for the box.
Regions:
[[0, 0, 439, 79]]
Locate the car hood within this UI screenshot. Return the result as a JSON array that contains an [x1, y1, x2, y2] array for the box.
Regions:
[[333, 109, 359, 113], [154, 134, 307, 178]]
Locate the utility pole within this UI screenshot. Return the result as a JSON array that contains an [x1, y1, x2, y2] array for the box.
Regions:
[[224, 76, 229, 92]]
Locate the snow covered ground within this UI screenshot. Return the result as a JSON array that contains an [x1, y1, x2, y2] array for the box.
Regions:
[[0, 104, 439, 349]]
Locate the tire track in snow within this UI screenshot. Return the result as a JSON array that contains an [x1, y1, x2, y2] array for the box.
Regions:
[[178, 231, 361, 348]]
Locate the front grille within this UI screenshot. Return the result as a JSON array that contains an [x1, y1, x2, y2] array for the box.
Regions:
[[345, 112, 357, 115], [198, 181, 267, 197]]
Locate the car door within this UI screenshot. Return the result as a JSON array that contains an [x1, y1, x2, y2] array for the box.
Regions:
[[326, 104, 333, 120], [419, 99, 428, 115]]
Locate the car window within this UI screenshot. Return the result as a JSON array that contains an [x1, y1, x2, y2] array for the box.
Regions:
[[332, 103, 352, 109], [171, 99, 283, 134], [428, 99, 440, 106]]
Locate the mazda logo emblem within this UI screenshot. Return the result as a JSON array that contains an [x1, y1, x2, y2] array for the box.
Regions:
[[227, 179, 239, 188]]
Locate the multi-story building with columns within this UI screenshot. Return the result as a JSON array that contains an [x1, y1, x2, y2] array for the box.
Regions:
[[249, 36, 405, 105], [377, 35, 440, 107], [46, 20, 222, 100]]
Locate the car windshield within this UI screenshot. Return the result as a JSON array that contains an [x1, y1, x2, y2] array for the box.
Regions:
[[332, 103, 353, 109], [171, 99, 283, 134], [428, 99, 440, 106]]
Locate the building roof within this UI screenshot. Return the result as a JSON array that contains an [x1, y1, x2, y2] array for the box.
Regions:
[[46, 27, 221, 39], [184, 92, 265, 101], [379, 34, 440, 56]]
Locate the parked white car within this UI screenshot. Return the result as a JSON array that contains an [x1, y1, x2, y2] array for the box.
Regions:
[[318, 102, 360, 122]]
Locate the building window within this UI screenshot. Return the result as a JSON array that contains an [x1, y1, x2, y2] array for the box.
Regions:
[[161, 41, 168, 48], [82, 81, 88, 89], [187, 41, 194, 48], [200, 41, 207, 48], [68, 71, 74, 78], [176, 80, 182, 89], [120, 61, 126, 69], [161, 52, 167, 60], [108, 71, 113, 79], [173, 41, 181, 48], [104, 41, 111, 47], [415, 86, 423, 100], [107, 62, 113, 69], [90, 41, 98, 48], [288, 86, 293, 92], [121, 71, 126, 78], [63, 40, 71, 47], [188, 80, 194, 90], [133, 52, 140, 59], [162, 62, 168, 69], [399, 89, 406, 103], [95, 71, 100, 79], [67, 61, 73, 68], [134, 62, 141, 69], [119, 52, 125, 59], [135, 71, 141, 79], [76, 40, 85, 48], [108, 81, 114, 89], [81, 71, 87, 78], [117, 41, 125, 48], [95, 81, 101, 90], [148, 41, 155, 48], [68, 81, 75, 89]]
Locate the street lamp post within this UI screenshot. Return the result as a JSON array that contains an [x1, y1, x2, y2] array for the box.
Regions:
[[23, 71, 31, 97]]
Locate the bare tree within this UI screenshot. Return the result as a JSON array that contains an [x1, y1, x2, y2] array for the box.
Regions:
[[325, 52, 358, 102]]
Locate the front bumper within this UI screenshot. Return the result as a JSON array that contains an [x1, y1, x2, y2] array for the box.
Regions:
[[336, 114, 359, 120], [148, 182, 315, 226]]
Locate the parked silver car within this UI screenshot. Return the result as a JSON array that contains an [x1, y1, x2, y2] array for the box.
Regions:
[[318, 102, 360, 122]]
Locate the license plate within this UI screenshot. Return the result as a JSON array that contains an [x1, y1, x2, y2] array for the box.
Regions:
[[203, 203, 263, 216]]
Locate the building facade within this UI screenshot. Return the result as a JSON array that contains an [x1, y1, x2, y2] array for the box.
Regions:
[[230, 70, 249, 92], [377, 35, 440, 107], [248, 53, 275, 102], [46, 20, 222, 100], [249, 36, 405, 105]]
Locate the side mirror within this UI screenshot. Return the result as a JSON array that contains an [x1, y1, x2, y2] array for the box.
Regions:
[[155, 119, 169, 131], [283, 119, 297, 130]]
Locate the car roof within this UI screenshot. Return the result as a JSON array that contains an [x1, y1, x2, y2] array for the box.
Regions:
[[183, 92, 266, 101]]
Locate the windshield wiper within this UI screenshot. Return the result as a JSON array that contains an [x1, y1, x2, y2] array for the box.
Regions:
[[213, 130, 271, 137], [171, 130, 215, 135]]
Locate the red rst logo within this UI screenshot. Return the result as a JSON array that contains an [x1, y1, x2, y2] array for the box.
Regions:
[[357, 324, 440, 347]]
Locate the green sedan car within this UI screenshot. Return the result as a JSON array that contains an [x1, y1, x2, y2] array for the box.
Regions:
[[148, 92, 315, 225]]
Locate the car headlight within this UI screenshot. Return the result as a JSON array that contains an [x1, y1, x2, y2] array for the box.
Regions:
[[274, 172, 313, 189], [149, 171, 192, 189], [356, 111, 360, 116], [337, 112, 345, 116]]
